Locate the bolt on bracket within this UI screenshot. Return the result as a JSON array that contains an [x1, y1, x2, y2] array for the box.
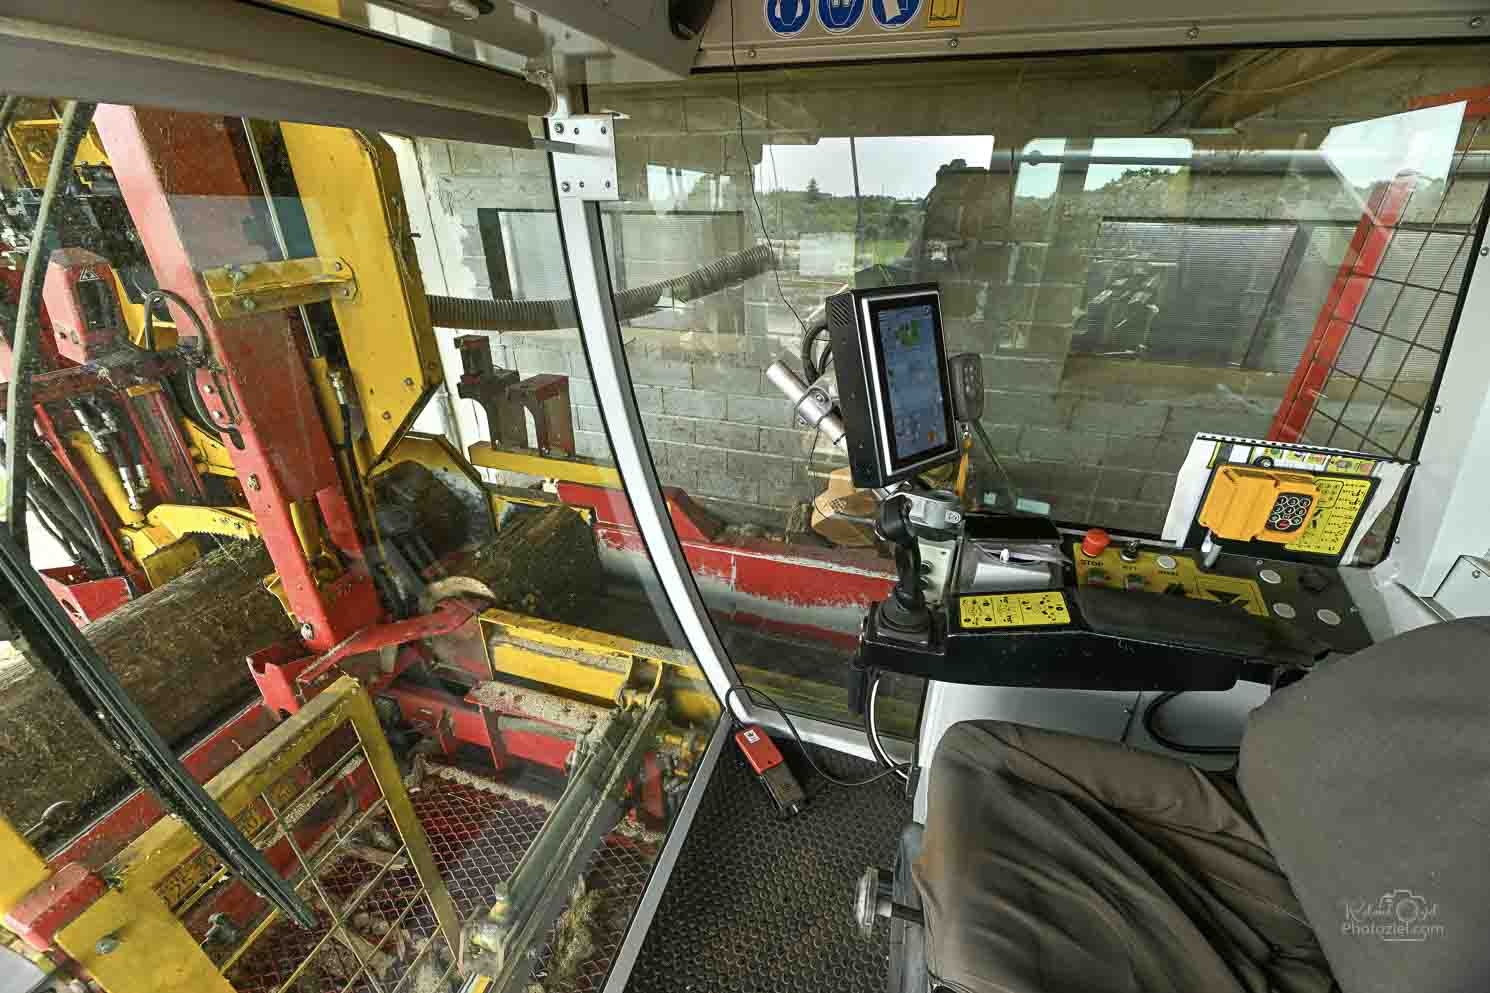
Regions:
[[542, 113, 620, 203], [201, 257, 357, 320]]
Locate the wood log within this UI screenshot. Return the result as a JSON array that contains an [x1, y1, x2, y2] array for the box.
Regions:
[[0, 540, 293, 841], [439, 503, 602, 624], [0, 503, 600, 841]]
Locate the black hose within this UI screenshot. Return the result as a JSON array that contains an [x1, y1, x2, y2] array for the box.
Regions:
[[1141, 691, 1240, 755], [0, 438, 104, 576], [0, 94, 24, 184], [27, 485, 101, 576], [4, 100, 97, 554], [27, 500, 81, 566], [141, 287, 208, 352], [23, 463, 90, 539], [139, 287, 222, 438], [427, 244, 775, 333], [799, 316, 830, 384], [28, 443, 118, 576]]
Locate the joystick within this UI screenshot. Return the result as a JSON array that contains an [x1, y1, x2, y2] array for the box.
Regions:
[[875, 495, 931, 636]]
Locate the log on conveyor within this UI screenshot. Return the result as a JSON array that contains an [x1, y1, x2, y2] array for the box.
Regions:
[[0, 539, 294, 841], [437, 504, 602, 624], [0, 504, 601, 840]]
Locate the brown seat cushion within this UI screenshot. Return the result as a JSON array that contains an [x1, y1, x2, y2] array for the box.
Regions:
[[913, 720, 1332, 993]]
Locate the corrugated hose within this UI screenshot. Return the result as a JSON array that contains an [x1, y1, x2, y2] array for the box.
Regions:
[[427, 244, 776, 333]]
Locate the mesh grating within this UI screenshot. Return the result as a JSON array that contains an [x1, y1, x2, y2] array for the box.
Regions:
[[229, 775, 659, 993], [624, 744, 910, 993], [1295, 114, 1489, 461]]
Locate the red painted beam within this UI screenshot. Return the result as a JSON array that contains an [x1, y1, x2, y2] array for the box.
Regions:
[[385, 682, 577, 773], [91, 105, 379, 649], [1269, 174, 1418, 444], [38, 568, 131, 626], [4, 863, 106, 951]]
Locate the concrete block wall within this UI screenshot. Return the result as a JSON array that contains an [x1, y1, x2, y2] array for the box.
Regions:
[[401, 49, 1488, 535]]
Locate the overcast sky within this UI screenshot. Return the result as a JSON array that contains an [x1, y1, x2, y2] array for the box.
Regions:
[[755, 136, 995, 198], [753, 135, 1201, 201]]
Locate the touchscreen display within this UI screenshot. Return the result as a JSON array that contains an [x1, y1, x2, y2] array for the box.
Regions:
[[875, 301, 951, 465]]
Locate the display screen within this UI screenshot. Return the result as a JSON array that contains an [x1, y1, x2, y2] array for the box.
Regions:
[[874, 299, 954, 469]]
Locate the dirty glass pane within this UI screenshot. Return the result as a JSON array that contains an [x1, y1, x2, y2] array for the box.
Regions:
[[0, 98, 713, 993], [587, 46, 1490, 726]]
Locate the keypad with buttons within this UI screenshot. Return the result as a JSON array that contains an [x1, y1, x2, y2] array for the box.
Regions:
[[1267, 493, 1313, 532]]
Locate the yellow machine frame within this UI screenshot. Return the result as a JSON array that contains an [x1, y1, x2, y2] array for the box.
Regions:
[[0, 677, 461, 993]]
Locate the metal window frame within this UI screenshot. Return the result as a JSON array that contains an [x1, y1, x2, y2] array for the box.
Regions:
[[544, 107, 923, 758], [0, 0, 544, 146], [695, 0, 1490, 68], [1388, 210, 1490, 597], [546, 110, 744, 713]]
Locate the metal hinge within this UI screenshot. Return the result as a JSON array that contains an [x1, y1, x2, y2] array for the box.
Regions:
[[200, 257, 356, 319], [539, 113, 619, 202]]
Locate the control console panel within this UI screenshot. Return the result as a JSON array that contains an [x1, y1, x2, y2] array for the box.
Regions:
[[1071, 530, 1370, 653]]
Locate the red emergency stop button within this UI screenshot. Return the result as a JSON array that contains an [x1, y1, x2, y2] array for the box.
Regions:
[[1082, 528, 1111, 557]]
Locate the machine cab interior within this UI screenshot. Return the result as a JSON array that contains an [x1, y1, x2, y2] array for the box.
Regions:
[[0, 3, 1487, 993]]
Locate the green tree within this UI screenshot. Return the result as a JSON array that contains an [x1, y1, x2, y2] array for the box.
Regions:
[[805, 177, 822, 202]]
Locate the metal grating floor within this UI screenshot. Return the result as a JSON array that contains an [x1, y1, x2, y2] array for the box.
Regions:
[[623, 742, 910, 993], [229, 776, 659, 993]]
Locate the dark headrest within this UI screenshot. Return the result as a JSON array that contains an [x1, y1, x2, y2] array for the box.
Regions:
[[1238, 617, 1490, 993]]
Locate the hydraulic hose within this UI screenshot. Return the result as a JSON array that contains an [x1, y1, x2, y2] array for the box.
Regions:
[[0, 94, 23, 182], [4, 100, 97, 554], [28, 442, 119, 576], [27, 484, 101, 575], [0, 439, 107, 577], [427, 244, 775, 333]]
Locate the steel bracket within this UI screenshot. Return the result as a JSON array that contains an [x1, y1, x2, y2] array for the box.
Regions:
[[542, 114, 619, 202], [200, 257, 356, 320]]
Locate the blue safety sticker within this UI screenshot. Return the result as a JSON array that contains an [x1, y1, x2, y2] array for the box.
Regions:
[[765, 0, 812, 35], [870, 0, 921, 29], [818, 0, 865, 32]]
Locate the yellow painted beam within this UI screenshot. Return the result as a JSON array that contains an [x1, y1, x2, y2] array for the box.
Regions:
[[54, 887, 233, 993], [185, 421, 235, 477], [481, 610, 721, 723], [118, 521, 201, 587], [65, 431, 143, 526], [469, 443, 621, 488], [280, 124, 443, 467], [104, 678, 460, 966], [0, 817, 49, 914], [145, 504, 259, 541]]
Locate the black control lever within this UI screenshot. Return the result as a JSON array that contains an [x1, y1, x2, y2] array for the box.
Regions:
[[847, 654, 874, 716], [875, 496, 930, 635]]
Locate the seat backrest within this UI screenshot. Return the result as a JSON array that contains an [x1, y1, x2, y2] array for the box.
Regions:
[[1238, 617, 1490, 993]]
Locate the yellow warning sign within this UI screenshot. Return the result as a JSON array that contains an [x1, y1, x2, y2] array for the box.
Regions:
[[1286, 475, 1373, 556], [927, 0, 964, 28], [959, 591, 1071, 629], [1193, 573, 1268, 617]]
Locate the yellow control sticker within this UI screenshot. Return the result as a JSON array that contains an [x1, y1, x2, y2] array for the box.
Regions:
[[1193, 573, 1268, 616], [927, 0, 964, 27], [959, 591, 1071, 629], [1072, 543, 1267, 617], [1286, 475, 1373, 556]]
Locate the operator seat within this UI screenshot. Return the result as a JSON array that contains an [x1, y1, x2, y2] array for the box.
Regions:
[[912, 617, 1490, 993]]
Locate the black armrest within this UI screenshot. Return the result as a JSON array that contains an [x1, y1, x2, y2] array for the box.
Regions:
[[1075, 586, 1327, 666]]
